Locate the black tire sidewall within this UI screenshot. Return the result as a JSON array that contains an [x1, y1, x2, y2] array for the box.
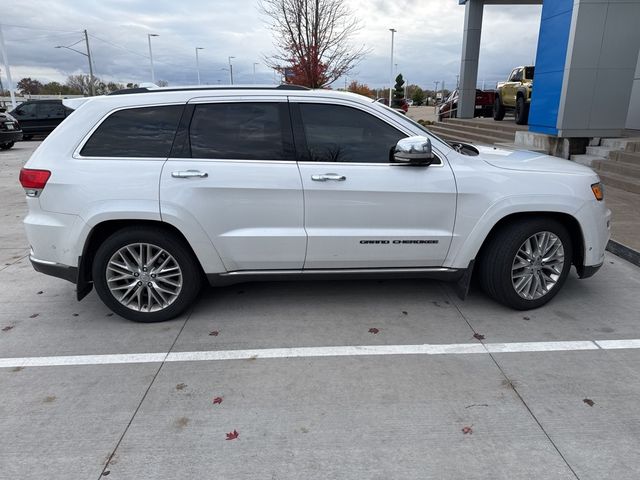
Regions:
[[92, 227, 202, 322]]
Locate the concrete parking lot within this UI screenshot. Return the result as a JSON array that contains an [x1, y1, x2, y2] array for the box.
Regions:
[[2, 141, 640, 480]]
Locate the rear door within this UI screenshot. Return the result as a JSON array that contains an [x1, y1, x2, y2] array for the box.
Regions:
[[160, 97, 305, 272]]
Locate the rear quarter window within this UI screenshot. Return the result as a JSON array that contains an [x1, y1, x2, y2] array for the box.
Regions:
[[80, 105, 183, 157]]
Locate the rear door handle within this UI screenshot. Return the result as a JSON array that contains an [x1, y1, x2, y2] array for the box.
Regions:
[[171, 170, 208, 179], [311, 173, 346, 182]]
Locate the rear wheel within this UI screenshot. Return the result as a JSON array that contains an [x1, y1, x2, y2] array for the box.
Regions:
[[22, 134, 33, 141], [478, 218, 572, 310], [493, 96, 505, 121], [0, 142, 14, 150], [515, 96, 530, 125], [92, 227, 202, 322]]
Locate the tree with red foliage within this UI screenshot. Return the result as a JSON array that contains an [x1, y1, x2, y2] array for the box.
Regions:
[[261, 0, 368, 88], [347, 80, 374, 98]]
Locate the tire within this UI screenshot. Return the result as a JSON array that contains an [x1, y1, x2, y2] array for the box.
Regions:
[[478, 218, 573, 310], [92, 226, 203, 322], [515, 96, 530, 125], [22, 134, 33, 141], [0, 142, 14, 150], [493, 96, 505, 121], [451, 103, 458, 118]]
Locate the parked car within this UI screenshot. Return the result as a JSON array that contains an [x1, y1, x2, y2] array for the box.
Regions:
[[21, 85, 610, 322], [0, 111, 22, 150], [10, 99, 74, 139], [494, 66, 534, 125], [438, 89, 495, 121]]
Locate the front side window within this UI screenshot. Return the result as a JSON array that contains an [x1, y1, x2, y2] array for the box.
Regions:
[[524, 66, 535, 80], [189, 102, 293, 160], [81, 105, 183, 157], [16, 103, 37, 116], [38, 102, 65, 117], [298, 104, 405, 163]]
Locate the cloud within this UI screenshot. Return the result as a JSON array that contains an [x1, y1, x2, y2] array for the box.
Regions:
[[1, 0, 541, 90]]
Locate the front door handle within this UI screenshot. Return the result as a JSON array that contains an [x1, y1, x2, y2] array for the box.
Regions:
[[311, 173, 346, 182], [172, 170, 208, 179]]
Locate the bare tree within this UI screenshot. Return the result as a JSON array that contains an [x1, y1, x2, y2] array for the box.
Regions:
[[260, 0, 368, 88]]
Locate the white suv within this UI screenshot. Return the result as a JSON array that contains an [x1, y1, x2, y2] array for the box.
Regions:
[[20, 85, 610, 322]]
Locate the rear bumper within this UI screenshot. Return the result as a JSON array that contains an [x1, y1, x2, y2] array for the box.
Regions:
[[30, 253, 77, 284]]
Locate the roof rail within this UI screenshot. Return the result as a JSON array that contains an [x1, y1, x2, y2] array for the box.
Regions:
[[107, 84, 310, 96]]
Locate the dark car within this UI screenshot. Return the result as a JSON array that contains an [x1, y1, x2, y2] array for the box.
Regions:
[[0, 111, 22, 150], [438, 89, 496, 121], [10, 100, 74, 139]]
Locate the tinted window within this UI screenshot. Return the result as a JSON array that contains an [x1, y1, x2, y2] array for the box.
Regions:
[[38, 102, 65, 117], [81, 105, 182, 157], [299, 104, 405, 163], [189, 103, 292, 160], [16, 103, 37, 116], [524, 66, 535, 80]]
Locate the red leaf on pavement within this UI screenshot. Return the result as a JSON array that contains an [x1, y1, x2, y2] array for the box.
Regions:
[[226, 430, 239, 440], [1, 325, 13, 332], [473, 333, 485, 340], [209, 330, 219, 336], [213, 396, 223, 404], [462, 426, 473, 434], [583, 398, 595, 407], [368, 328, 379, 334]]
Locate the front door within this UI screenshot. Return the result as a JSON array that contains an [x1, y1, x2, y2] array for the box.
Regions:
[[292, 101, 457, 269], [160, 99, 306, 272]]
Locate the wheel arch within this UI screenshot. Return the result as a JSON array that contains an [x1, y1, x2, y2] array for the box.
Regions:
[[77, 219, 209, 300]]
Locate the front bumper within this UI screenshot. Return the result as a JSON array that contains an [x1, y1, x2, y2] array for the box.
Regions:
[[30, 253, 77, 284]]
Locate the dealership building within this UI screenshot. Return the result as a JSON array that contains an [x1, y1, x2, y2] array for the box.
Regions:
[[457, 0, 640, 137]]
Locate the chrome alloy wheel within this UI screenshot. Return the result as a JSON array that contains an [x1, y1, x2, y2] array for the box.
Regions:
[[511, 231, 565, 301], [106, 243, 183, 312]]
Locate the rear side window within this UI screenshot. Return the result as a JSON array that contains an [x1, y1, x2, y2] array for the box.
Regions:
[[81, 105, 183, 157], [188, 103, 293, 160]]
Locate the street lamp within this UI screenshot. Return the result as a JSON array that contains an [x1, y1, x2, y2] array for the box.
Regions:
[[195, 47, 204, 85], [228, 56, 235, 85], [389, 28, 396, 107], [147, 33, 159, 84], [55, 29, 95, 96], [253, 62, 259, 84]]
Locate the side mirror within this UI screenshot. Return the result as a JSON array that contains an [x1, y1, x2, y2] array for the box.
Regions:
[[393, 136, 434, 166]]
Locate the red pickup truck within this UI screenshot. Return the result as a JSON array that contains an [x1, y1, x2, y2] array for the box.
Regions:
[[438, 89, 496, 121]]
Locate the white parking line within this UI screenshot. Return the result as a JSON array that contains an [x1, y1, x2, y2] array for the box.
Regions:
[[1, 339, 638, 369]]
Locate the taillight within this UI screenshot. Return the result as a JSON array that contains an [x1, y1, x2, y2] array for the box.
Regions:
[[19, 168, 51, 196]]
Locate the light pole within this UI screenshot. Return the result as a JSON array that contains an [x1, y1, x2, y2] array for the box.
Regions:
[[147, 33, 159, 84], [195, 47, 204, 85], [434, 81, 439, 105], [253, 63, 259, 84], [389, 28, 396, 107], [228, 56, 235, 85], [55, 30, 96, 96]]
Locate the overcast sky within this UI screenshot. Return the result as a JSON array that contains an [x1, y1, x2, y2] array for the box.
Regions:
[[1, 0, 541, 91]]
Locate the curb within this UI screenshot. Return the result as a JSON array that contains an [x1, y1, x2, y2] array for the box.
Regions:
[[606, 239, 640, 267]]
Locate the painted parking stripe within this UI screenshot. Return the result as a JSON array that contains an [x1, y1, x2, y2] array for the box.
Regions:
[[0, 339, 638, 369]]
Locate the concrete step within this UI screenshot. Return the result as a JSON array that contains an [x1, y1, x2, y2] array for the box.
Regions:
[[599, 171, 640, 195], [570, 154, 606, 167], [428, 124, 510, 146], [601, 137, 640, 152], [435, 121, 515, 142], [597, 158, 640, 179], [443, 117, 526, 134], [609, 150, 640, 165], [586, 146, 617, 157]]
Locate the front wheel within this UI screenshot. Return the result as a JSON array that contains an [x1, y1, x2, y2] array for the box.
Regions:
[[478, 218, 573, 310], [92, 227, 203, 322], [515, 96, 530, 125], [493, 96, 505, 121]]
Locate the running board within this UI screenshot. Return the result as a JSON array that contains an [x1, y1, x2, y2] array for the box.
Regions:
[[207, 267, 464, 286]]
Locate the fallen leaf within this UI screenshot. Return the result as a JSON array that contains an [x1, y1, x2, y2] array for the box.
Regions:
[[462, 426, 473, 435], [213, 396, 223, 405], [106, 313, 114, 317], [102, 471, 110, 476], [583, 398, 595, 407], [368, 328, 379, 334], [473, 333, 485, 340], [175, 383, 187, 391], [29, 313, 39, 318], [72, 313, 79, 317], [37, 291, 43, 295], [523, 316, 530, 321], [401, 311, 408, 315], [226, 429, 239, 440], [1, 325, 13, 332], [209, 330, 219, 336]]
